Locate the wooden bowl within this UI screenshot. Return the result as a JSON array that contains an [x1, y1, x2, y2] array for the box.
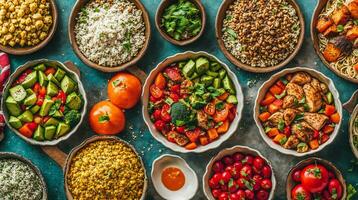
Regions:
[[155, 0, 206, 46], [311, 0, 358, 84], [253, 67, 343, 156], [0, 0, 58, 55], [142, 51, 244, 153], [215, 0, 305, 73], [203, 145, 276, 200], [68, 0, 151, 72], [286, 157, 347, 199], [0, 59, 87, 146], [343, 90, 358, 159], [63, 135, 148, 200], [0, 152, 48, 200]]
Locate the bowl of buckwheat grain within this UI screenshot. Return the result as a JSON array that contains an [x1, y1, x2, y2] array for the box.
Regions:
[[216, 0, 305, 73]]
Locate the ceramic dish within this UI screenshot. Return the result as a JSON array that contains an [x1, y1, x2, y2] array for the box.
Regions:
[[1, 59, 87, 146], [68, 0, 151, 72], [155, 0, 206, 46], [0, 152, 48, 200], [151, 154, 198, 200], [254, 67, 342, 157], [286, 157, 347, 200], [0, 0, 58, 55], [63, 135, 148, 200], [215, 0, 305, 73], [203, 145, 276, 200], [311, 0, 358, 84], [344, 90, 358, 159], [142, 51, 244, 153]]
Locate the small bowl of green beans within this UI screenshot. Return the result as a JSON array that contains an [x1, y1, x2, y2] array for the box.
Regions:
[[155, 0, 206, 46]]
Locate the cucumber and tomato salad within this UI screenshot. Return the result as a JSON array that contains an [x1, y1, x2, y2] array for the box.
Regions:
[[5, 63, 83, 141], [148, 56, 238, 150]]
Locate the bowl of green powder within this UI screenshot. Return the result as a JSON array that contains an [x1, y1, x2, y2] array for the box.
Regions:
[[0, 152, 47, 200]]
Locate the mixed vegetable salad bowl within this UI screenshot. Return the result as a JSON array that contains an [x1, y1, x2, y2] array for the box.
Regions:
[[286, 157, 347, 200], [1, 59, 87, 146], [203, 145, 276, 200], [254, 67, 342, 157], [142, 51, 244, 153]]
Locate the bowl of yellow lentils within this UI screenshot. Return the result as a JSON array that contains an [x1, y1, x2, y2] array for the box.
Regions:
[[0, 0, 58, 55]]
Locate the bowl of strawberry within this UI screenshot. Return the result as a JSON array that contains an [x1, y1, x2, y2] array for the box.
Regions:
[[286, 157, 346, 200], [142, 51, 243, 153], [203, 146, 276, 200]]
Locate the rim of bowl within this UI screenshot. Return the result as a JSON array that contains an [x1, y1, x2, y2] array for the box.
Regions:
[[202, 145, 277, 200], [68, 0, 151, 72], [349, 106, 358, 159], [63, 135, 148, 200], [0, 152, 48, 200], [285, 157, 347, 200], [0, 0, 58, 55], [253, 67, 343, 157], [310, 0, 358, 84], [1, 59, 88, 146], [151, 154, 198, 200], [155, 0, 206, 46], [141, 51, 244, 153], [215, 0, 305, 73]]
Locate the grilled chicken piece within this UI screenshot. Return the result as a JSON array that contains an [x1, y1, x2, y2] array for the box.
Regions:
[[303, 83, 323, 112], [286, 83, 304, 100], [303, 112, 329, 130], [267, 112, 284, 127], [297, 107, 305, 112], [283, 135, 300, 149], [311, 78, 322, 93], [283, 95, 295, 109], [290, 72, 312, 85], [283, 108, 299, 125], [197, 111, 209, 130], [320, 83, 328, 93], [292, 121, 314, 143]]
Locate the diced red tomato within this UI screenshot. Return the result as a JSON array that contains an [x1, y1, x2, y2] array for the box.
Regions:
[[354, 63, 358, 71], [170, 84, 180, 94], [267, 128, 280, 138], [284, 126, 291, 137], [269, 85, 283, 95], [169, 93, 179, 102], [19, 124, 34, 138], [185, 142, 197, 150], [325, 104, 336, 116], [218, 92, 229, 101], [320, 134, 330, 144], [260, 92, 276, 106], [258, 112, 271, 122], [152, 109, 161, 121], [276, 80, 286, 90], [27, 122, 37, 131], [60, 105, 65, 113], [39, 86, 46, 96], [154, 120, 165, 131], [313, 130, 320, 139], [268, 103, 280, 114], [36, 97, 44, 106], [272, 99, 283, 107], [33, 83, 41, 94], [161, 113, 171, 123], [176, 126, 185, 134], [165, 67, 182, 81], [322, 125, 334, 134], [150, 95, 159, 102], [57, 90, 66, 104], [186, 129, 200, 143], [150, 85, 163, 99], [45, 67, 56, 75], [43, 116, 51, 123], [199, 136, 209, 146], [330, 113, 340, 124], [154, 73, 166, 89]]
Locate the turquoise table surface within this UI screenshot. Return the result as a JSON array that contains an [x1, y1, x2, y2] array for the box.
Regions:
[[1, 0, 358, 199]]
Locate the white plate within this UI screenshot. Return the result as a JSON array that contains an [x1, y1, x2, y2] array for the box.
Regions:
[[151, 154, 198, 200]]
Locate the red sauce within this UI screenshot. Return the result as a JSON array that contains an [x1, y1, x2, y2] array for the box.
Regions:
[[161, 167, 185, 191]]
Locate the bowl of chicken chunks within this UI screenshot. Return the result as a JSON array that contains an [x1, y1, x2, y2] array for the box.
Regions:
[[254, 67, 342, 156]]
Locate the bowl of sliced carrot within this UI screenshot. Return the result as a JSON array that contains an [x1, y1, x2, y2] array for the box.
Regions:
[[254, 67, 342, 157]]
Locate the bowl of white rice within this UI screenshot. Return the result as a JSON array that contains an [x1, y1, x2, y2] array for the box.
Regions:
[[68, 0, 151, 72]]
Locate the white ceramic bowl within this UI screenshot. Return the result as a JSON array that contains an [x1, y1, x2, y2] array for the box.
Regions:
[[203, 145, 276, 200], [142, 51, 244, 153], [253, 67, 342, 157], [151, 154, 198, 200]]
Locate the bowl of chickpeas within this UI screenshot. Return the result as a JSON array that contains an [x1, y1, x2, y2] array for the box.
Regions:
[[0, 0, 58, 55]]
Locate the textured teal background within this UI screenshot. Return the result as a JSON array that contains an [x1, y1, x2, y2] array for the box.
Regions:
[[0, 0, 358, 199]]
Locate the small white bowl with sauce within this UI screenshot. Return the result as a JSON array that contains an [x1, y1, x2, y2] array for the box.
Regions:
[[151, 154, 198, 200]]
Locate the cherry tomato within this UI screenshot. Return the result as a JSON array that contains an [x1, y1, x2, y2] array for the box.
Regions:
[[176, 126, 185, 134], [256, 190, 269, 200], [328, 179, 342, 199], [253, 175, 262, 191], [220, 184, 228, 192], [291, 184, 311, 200], [262, 165, 272, 178], [150, 85, 164, 99], [45, 67, 56, 75], [165, 67, 182, 81], [237, 178, 246, 189], [233, 153, 244, 162], [292, 170, 301, 182], [236, 190, 246, 199], [211, 189, 221, 198], [253, 156, 265, 171], [209, 178, 219, 189], [228, 179, 239, 193], [212, 173, 222, 185], [57, 90, 66, 104], [219, 192, 229, 200], [243, 155, 254, 165], [154, 120, 165, 131], [169, 93, 179, 102], [152, 110, 161, 121], [221, 171, 232, 183], [212, 161, 225, 173], [170, 84, 180, 94], [161, 113, 171, 123], [240, 165, 253, 179], [301, 164, 329, 193], [223, 156, 234, 165], [245, 189, 255, 199], [229, 193, 240, 200], [154, 73, 166, 89], [261, 179, 272, 190]]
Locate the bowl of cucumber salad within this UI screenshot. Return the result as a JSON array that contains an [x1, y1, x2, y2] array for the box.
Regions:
[[1, 59, 87, 145]]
